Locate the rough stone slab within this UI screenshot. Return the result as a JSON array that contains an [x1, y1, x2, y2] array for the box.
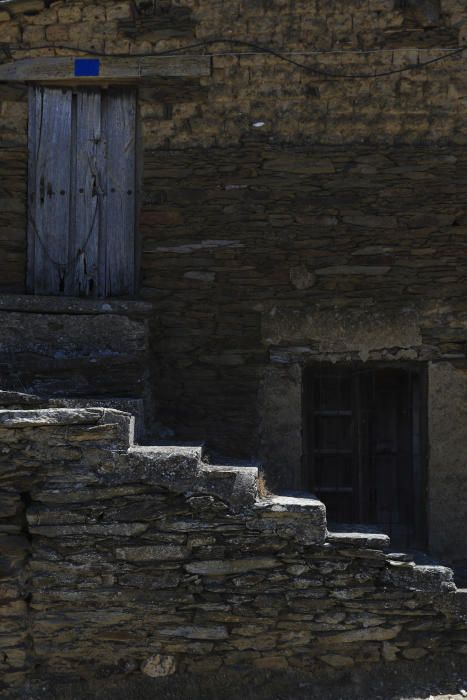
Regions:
[[382, 563, 456, 592], [327, 530, 390, 549], [0, 294, 153, 317], [125, 444, 203, 486], [50, 398, 145, 442], [0, 408, 134, 449], [253, 492, 327, 545], [185, 558, 279, 576], [319, 625, 402, 646], [116, 546, 189, 562], [157, 626, 228, 640], [199, 464, 258, 509], [0, 390, 43, 407], [315, 265, 391, 276], [29, 485, 153, 504], [256, 491, 326, 514], [0, 407, 127, 428], [28, 522, 148, 537]]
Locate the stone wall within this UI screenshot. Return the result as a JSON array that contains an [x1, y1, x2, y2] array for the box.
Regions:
[[3, 0, 467, 150], [0, 295, 152, 398], [140, 144, 467, 454], [0, 405, 466, 693]]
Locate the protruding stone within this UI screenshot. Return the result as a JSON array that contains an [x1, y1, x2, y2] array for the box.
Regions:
[[116, 545, 189, 562], [402, 647, 428, 660], [289, 265, 316, 290], [320, 654, 354, 669], [141, 654, 176, 678], [185, 558, 279, 575]]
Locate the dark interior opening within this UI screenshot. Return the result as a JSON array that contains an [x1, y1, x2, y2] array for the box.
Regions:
[[304, 365, 427, 549]]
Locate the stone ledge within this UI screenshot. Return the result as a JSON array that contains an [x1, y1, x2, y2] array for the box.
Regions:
[[0, 407, 131, 428], [327, 530, 391, 549], [0, 390, 44, 408], [0, 407, 134, 450], [0, 294, 153, 317], [256, 491, 325, 514], [382, 563, 456, 593], [125, 444, 204, 487], [253, 491, 327, 545]]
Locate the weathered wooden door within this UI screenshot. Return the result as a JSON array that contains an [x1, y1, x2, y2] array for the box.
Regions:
[[28, 86, 136, 297]]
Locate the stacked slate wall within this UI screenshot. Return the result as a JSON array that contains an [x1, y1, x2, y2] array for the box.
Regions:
[[0, 407, 466, 693]]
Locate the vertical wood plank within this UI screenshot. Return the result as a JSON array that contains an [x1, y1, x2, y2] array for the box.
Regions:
[[100, 88, 136, 297], [66, 89, 101, 297], [27, 86, 38, 292], [30, 87, 73, 295]]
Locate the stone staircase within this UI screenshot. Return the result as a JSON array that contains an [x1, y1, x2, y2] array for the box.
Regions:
[[0, 396, 466, 692]]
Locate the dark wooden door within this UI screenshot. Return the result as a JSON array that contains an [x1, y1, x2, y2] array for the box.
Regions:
[[304, 366, 426, 548], [28, 86, 136, 297]]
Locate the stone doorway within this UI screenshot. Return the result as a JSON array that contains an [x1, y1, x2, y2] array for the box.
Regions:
[[303, 365, 427, 549]]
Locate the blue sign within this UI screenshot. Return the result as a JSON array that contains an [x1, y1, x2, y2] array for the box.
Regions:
[[74, 59, 100, 77]]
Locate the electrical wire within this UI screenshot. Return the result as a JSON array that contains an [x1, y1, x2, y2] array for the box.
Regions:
[[0, 37, 466, 80]]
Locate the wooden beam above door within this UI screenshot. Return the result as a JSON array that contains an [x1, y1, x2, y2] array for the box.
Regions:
[[0, 55, 211, 84]]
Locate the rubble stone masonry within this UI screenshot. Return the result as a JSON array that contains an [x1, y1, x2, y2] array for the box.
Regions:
[[0, 406, 465, 693]]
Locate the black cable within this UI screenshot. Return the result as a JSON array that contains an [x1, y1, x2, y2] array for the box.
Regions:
[[1, 37, 466, 80], [153, 38, 467, 79]]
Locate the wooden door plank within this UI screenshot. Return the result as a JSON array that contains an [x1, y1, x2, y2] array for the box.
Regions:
[[26, 86, 38, 292], [100, 88, 136, 297], [0, 55, 212, 83], [30, 87, 72, 294], [66, 89, 101, 296]]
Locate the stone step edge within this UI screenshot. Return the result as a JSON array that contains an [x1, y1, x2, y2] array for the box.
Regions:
[[327, 529, 459, 593], [0, 407, 135, 450]]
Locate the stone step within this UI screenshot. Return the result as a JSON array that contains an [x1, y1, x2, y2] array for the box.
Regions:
[[0, 407, 135, 451], [326, 525, 457, 593], [125, 443, 206, 490], [327, 528, 391, 550], [49, 397, 145, 442], [0, 392, 145, 440], [200, 463, 259, 508]]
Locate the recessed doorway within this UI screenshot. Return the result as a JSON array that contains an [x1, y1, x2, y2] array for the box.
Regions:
[[304, 365, 427, 549]]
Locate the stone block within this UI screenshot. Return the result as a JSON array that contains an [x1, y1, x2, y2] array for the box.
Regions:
[[45, 23, 70, 41], [185, 558, 279, 575], [115, 546, 189, 562], [9, 0, 44, 14], [320, 654, 355, 668], [57, 6, 82, 23], [157, 626, 229, 640], [141, 654, 176, 678]]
